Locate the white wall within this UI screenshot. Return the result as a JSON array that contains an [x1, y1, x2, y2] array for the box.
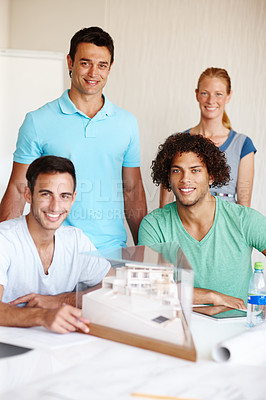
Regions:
[[4, 0, 266, 252], [104, 0, 266, 215], [0, 0, 10, 47], [9, 0, 107, 87], [0, 49, 64, 200]]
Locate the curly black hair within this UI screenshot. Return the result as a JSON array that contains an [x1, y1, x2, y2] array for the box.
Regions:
[[151, 133, 230, 190]]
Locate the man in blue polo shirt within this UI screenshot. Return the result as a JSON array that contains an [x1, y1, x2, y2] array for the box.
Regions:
[[0, 27, 147, 250]]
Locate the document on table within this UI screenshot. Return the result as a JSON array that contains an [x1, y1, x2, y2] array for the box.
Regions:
[[0, 326, 96, 350], [2, 346, 266, 400], [212, 321, 266, 365]]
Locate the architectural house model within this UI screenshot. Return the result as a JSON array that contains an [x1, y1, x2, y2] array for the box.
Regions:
[[82, 263, 187, 346], [80, 244, 196, 360]]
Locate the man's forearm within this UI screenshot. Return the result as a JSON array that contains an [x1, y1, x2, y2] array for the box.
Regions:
[[193, 288, 246, 309], [55, 291, 89, 308], [0, 183, 26, 222], [124, 201, 147, 244], [52, 292, 77, 307], [46, 286, 102, 309], [193, 288, 214, 304], [0, 302, 48, 328], [0, 162, 29, 222], [0, 301, 90, 334], [11, 286, 103, 309], [122, 167, 147, 245], [124, 186, 147, 244]]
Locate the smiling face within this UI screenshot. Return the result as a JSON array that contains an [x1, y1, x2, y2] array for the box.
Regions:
[[196, 77, 231, 121], [25, 172, 76, 233], [169, 152, 213, 208], [67, 42, 112, 99]]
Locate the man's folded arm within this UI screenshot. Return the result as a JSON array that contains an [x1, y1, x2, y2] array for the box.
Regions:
[[0, 286, 89, 334], [193, 287, 246, 310], [0, 162, 29, 222]]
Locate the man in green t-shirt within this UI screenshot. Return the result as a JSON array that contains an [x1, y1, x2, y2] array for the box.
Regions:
[[139, 133, 266, 307]]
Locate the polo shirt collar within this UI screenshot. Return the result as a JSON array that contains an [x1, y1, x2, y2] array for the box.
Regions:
[[101, 95, 115, 117], [59, 90, 77, 115], [59, 90, 115, 119]]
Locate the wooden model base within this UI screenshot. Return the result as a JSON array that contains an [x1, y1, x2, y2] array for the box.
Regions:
[[84, 322, 197, 362]]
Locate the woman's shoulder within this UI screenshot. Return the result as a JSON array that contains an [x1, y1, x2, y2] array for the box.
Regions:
[[228, 130, 256, 157]]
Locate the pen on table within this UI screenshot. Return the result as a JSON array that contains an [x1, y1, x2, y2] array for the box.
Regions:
[[131, 393, 198, 400]]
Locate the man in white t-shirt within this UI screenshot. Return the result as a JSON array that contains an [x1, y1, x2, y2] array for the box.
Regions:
[[0, 156, 110, 334]]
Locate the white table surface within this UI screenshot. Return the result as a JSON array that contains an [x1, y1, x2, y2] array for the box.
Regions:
[[0, 314, 266, 400]]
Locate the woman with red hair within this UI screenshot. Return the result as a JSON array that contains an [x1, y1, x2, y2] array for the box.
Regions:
[[160, 67, 256, 208]]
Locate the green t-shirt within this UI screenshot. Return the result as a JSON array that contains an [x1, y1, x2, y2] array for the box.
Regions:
[[138, 197, 266, 302]]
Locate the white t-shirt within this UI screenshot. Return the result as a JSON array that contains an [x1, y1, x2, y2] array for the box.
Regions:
[[0, 216, 110, 303]]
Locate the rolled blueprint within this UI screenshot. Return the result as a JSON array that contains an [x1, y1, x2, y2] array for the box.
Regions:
[[212, 322, 266, 365]]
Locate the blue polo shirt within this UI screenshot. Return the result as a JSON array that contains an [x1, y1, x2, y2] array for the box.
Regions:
[[14, 90, 141, 249]]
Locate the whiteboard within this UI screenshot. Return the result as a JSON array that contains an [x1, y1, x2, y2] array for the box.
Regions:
[[0, 49, 64, 200]]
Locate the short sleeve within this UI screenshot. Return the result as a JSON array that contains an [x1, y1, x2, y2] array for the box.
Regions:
[[240, 136, 257, 159], [122, 115, 141, 168], [241, 207, 266, 252], [13, 113, 42, 164], [138, 215, 162, 246]]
